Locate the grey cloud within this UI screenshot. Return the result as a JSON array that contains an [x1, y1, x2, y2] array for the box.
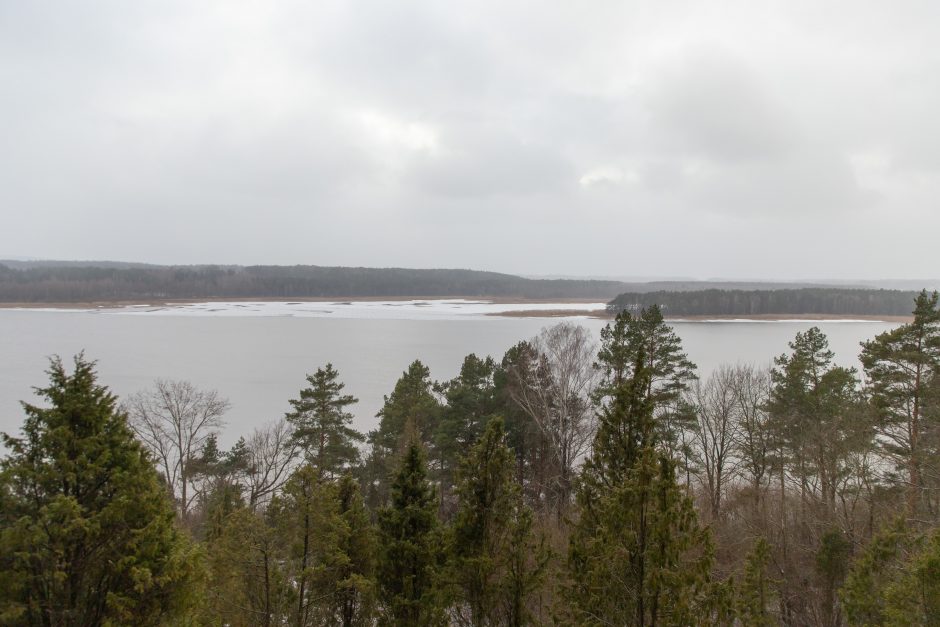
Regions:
[[1, 1, 939, 279], [646, 47, 793, 164], [406, 128, 573, 199]]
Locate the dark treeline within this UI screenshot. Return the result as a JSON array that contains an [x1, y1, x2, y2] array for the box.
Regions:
[[0, 262, 629, 302], [608, 287, 919, 316], [3, 290, 940, 625]]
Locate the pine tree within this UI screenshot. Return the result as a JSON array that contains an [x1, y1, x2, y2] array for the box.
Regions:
[[567, 350, 713, 626], [0, 355, 199, 625], [768, 327, 868, 518], [376, 439, 445, 626], [861, 289, 940, 515], [286, 364, 364, 478], [447, 418, 548, 626]]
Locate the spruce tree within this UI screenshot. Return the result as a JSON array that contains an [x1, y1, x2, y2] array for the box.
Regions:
[[447, 418, 548, 626], [333, 474, 377, 627], [376, 439, 445, 626], [364, 360, 441, 509], [567, 350, 713, 626], [0, 355, 199, 625], [595, 306, 698, 461], [286, 363, 364, 478]]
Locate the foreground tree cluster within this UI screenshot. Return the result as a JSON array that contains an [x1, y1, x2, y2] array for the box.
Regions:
[[3, 291, 940, 625]]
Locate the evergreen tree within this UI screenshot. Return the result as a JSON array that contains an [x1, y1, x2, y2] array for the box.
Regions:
[[736, 538, 777, 626], [0, 355, 199, 625], [434, 354, 500, 513], [365, 360, 441, 509], [861, 289, 940, 515], [595, 306, 698, 461], [202, 499, 291, 626], [333, 475, 377, 627], [447, 418, 548, 626], [493, 342, 549, 504], [376, 439, 445, 626], [841, 518, 940, 626], [272, 465, 348, 627], [286, 364, 364, 478], [567, 350, 713, 626], [768, 327, 868, 517]]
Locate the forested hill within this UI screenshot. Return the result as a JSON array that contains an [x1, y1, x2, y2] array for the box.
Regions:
[[607, 288, 922, 316], [0, 262, 631, 302]]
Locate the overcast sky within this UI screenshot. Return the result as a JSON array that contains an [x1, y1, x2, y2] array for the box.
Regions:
[[2, 1, 938, 279]]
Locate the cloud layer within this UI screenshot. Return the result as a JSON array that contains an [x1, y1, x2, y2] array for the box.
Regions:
[[2, 1, 938, 279]]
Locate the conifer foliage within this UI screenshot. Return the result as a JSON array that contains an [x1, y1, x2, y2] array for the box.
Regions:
[[447, 418, 548, 626], [286, 363, 364, 477], [0, 355, 197, 625], [568, 336, 713, 625], [377, 439, 445, 626]]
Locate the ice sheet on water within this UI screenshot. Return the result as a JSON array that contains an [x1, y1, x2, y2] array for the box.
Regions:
[[93, 299, 606, 321]]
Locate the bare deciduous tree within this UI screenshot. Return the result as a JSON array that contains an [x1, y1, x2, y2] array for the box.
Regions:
[[244, 419, 300, 509], [730, 364, 774, 512], [507, 322, 597, 517], [690, 365, 741, 520], [126, 379, 229, 519]]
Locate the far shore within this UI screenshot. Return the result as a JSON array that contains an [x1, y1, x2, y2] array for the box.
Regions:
[[0, 298, 913, 323], [491, 309, 913, 323], [0, 296, 608, 310]]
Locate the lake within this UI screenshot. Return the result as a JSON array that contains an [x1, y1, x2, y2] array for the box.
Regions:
[[0, 301, 899, 444]]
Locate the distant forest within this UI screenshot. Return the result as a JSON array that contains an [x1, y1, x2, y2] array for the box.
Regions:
[[1, 261, 932, 315], [608, 287, 921, 316], [0, 263, 630, 302]]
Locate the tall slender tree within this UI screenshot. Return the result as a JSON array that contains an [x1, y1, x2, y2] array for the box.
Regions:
[[434, 354, 500, 513], [447, 418, 548, 626], [861, 289, 940, 515], [595, 306, 698, 461], [567, 350, 713, 626], [377, 438, 445, 626], [365, 360, 442, 509], [286, 364, 364, 478]]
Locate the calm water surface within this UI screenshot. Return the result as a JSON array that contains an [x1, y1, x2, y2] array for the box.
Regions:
[[0, 309, 899, 444]]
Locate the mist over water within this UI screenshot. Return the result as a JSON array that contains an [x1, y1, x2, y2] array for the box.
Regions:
[[0, 307, 898, 445]]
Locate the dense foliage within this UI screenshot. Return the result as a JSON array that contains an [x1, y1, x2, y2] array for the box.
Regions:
[[0, 262, 627, 302], [4, 289, 940, 625], [608, 287, 920, 316], [0, 356, 198, 625]]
